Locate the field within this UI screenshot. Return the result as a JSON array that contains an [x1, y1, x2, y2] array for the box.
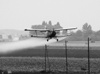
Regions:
[[0, 39, 100, 57], [1, 45, 100, 58], [1, 57, 100, 74], [0, 41, 100, 74]]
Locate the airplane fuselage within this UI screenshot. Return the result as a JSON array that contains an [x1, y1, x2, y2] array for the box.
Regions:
[[24, 27, 77, 42], [47, 30, 56, 38], [46, 30, 58, 41]]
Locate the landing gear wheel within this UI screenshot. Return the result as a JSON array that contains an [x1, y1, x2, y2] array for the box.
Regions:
[[57, 39, 58, 41], [31, 35, 33, 37]]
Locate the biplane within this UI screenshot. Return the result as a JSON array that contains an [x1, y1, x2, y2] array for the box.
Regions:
[[25, 27, 77, 41]]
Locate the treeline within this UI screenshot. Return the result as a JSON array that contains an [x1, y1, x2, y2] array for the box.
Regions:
[[30, 21, 100, 41], [70, 23, 100, 41], [31, 21, 62, 29]]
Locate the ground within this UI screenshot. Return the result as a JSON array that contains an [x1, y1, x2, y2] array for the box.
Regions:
[[0, 39, 100, 74]]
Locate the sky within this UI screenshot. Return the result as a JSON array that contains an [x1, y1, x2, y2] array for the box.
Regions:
[[0, 0, 100, 31]]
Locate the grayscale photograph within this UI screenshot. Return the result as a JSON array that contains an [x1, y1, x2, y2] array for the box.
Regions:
[[0, 0, 100, 74]]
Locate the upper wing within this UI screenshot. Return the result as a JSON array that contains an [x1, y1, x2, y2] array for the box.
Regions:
[[24, 29, 49, 32], [55, 27, 77, 31]]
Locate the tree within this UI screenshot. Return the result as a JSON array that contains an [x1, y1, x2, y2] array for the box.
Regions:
[[82, 23, 88, 32], [75, 30, 83, 41], [94, 30, 100, 41], [54, 22, 62, 29], [0, 35, 2, 39], [42, 21, 47, 28], [76, 30, 83, 37], [67, 30, 83, 41], [46, 21, 53, 29], [48, 21, 52, 26], [82, 23, 93, 40]]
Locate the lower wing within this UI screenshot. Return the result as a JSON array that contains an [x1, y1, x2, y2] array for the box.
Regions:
[[56, 34, 72, 37], [31, 35, 47, 38]]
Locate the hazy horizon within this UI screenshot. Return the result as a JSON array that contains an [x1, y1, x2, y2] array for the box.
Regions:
[[0, 0, 100, 31]]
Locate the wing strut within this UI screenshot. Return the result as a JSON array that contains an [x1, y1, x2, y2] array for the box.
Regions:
[[35, 30, 37, 36]]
